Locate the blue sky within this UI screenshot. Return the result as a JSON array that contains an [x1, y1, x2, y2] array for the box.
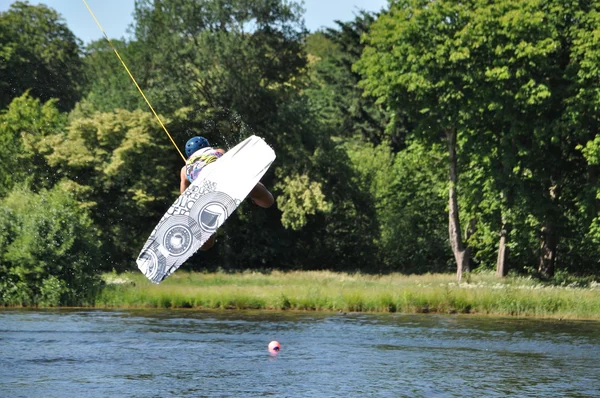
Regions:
[[0, 0, 389, 44]]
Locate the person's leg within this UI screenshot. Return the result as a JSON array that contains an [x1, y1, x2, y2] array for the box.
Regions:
[[249, 182, 274, 208]]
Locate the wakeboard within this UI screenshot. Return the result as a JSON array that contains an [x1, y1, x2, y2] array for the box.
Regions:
[[136, 135, 275, 283]]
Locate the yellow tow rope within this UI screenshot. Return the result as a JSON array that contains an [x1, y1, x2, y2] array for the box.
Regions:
[[82, 0, 186, 162]]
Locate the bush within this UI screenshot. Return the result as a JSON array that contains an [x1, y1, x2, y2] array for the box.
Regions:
[[0, 184, 103, 306]]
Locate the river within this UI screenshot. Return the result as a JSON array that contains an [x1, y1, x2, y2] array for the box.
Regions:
[[1, 310, 599, 397]]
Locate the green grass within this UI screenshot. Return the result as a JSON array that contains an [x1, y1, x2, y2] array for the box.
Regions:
[[96, 271, 600, 319]]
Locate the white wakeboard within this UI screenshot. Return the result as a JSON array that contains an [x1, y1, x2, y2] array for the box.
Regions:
[[136, 135, 276, 283]]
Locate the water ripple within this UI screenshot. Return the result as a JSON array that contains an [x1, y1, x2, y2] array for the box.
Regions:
[[1, 310, 599, 397]]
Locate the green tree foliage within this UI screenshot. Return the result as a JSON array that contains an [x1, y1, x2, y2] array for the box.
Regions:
[[455, 0, 596, 277], [443, 0, 600, 276], [211, 133, 380, 272], [0, 93, 67, 196], [132, 0, 307, 117], [276, 173, 330, 230], [305, 13, 407, 150], [355, 0, 483, 278], [5, 0, 600, 289], [117, 0, 381, 271], [44, 108, 181, 271], [81, 39, 147, 113], [345, 139, 450, 272], [0, 184, 102, 306], [0, 2, 84, 111], [297, 143, 379, 271], [356, 0, 600, 277]]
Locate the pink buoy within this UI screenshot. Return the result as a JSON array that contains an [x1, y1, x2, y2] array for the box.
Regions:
[[268, 340, 281, 354]]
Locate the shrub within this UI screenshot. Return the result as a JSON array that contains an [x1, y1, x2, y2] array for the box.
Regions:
[[0, 184, 103, 306]]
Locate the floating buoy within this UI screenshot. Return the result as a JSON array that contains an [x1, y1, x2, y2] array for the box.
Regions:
[[268, 340, 281, 354]]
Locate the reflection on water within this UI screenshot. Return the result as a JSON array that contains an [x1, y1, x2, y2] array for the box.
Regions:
[[1, 310, 599, 397]]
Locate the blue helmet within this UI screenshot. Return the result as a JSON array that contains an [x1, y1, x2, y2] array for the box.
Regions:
[[185, 136, 210, 158]]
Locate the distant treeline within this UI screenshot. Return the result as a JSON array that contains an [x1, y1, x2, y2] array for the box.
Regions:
[[1, 0, 600, 306]]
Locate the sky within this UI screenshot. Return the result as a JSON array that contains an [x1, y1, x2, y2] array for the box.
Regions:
[[0, 0, 389, 44]]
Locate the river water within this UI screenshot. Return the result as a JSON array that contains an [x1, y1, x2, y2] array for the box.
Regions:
[[1, 309, 599, 397]]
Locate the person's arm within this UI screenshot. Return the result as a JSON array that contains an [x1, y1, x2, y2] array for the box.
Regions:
[[180, 166, 190, 194]]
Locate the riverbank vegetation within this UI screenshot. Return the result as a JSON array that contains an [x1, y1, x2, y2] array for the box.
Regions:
[[2, 1, 600, 308], [96, 271, 600, 320]]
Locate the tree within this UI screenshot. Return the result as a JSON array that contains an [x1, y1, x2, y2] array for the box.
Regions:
[[0, 2, 84, 111], [0, 184, 102, 306], [568, 3, 600, 275], [81, 39, 147, 113], [124, 0, 381, 271], [131, 0, 307, 118], [305, 12, 408, 150], [345, 139, 450, 272], [44, 107, 180, 271], [445, 0, 600, 278], [0, 93, 67, 197], [356, 0, 600, 279], [356, 0, 477, 280]]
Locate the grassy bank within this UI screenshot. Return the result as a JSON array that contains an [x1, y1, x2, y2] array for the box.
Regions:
[[96, 271, 600, 319]]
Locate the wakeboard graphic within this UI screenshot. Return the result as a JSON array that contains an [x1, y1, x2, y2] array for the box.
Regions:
[[136, 135, 276, 283]]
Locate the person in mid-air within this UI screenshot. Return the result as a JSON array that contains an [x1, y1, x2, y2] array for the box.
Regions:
[[180, 136, 274, 250]]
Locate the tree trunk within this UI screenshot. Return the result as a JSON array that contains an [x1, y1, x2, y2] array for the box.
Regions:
[[539, 223, 556, 278], [465, 218, 476, 273], [496, 222, 509, 277], [539, 182, 560, 278], [446, 128, 469, 281]]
